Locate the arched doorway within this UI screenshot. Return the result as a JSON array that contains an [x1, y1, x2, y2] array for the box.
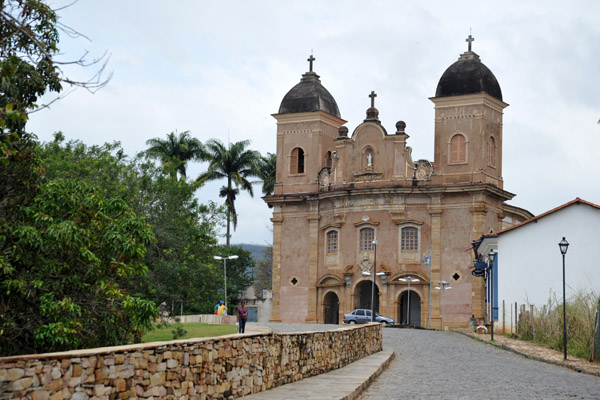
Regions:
[[399, 290, 421, 327], [323, 292, 339, 324], [355, 280, 379, 312]]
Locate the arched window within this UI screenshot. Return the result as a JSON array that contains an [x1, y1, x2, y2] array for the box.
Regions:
[[326, 230, 338, 254], [290, 147, 305, 174], [401, 227, 418, 251], [359, 228, 375, 252], [488, 136, 496, 166], [449, 134, 466, 163]]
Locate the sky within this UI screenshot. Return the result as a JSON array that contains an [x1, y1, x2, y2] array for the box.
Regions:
[[28, 0, 600, 246]]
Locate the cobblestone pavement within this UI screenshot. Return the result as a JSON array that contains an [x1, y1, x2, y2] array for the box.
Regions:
[[359, 328, 600, 400]]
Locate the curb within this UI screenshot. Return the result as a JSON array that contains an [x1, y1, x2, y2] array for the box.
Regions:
[[343, 349, 396, 400], [453, 330, 600, 378]]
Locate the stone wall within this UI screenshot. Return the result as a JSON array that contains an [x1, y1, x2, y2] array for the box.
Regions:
[[0, 324, 382, 399]]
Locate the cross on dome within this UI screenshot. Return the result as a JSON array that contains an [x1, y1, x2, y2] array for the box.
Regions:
[[369, 90, 377, 108], [466, 34, 475, 52], [307, 54, 315, 72]]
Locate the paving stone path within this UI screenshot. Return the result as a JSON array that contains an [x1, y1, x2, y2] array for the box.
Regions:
[[359, 328, 600, 400]]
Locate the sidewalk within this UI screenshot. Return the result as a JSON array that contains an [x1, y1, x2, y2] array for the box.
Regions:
[[242, 348, 395, 400], [454, 328, 600, 378]]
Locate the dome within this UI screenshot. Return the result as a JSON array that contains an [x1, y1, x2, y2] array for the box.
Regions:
[[278, 71, 341, 118], [435, 51, 503, 101]]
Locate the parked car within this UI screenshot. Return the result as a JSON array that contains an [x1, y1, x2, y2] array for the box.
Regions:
[[343, 309, 395, 324]]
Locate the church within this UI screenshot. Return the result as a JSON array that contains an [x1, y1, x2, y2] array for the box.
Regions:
[[264, 36, 533, 329]]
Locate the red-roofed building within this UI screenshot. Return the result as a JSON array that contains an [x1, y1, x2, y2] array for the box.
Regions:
[[474, 198, 600, 332]]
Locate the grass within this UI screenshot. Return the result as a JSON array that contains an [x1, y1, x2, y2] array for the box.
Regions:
[[141, 322, 237, 343], [516, 290, 599, 360]]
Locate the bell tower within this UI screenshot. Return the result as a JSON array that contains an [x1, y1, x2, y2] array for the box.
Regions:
[[272, 55, 346, 196], [431, 35, 507, 189]]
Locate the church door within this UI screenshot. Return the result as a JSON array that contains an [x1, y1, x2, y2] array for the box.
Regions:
[[399, 291, 421, 327], [323, 292, 339, 324], [355, 280, 379, 313]]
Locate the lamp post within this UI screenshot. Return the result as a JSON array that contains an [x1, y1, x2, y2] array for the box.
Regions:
[[398, 276, 420, 325], [488, 249, 496, 341], [558, 237, 569, 360], [371, 239, 377, 322], [213, 255, 238, 307], [435, 280, 452, 330]]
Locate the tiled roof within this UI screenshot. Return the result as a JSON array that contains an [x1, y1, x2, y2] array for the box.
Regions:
[[484, 197, 600, 237]]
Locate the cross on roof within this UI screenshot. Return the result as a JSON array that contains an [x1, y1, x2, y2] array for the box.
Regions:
[[307, 54, 315, 72], [466, 34, 474, 52], [369, 91, 377, 108]]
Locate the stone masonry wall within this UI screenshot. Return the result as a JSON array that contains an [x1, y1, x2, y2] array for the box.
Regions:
[[0, 324, 382, 399]]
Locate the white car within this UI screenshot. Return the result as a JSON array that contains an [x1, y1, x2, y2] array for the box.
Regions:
[[343, 309, 394, 324]]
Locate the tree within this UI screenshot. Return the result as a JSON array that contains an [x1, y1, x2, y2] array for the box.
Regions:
[[0, 0, 110, 135], [0, 178, 157, 356], [254, 152, 276, 198], [197, 139, 260, 245], [145, 131, 204, 180], [253, 245, 273, 300], [38, 137, 228, 316], [213, 245, 254, 306]]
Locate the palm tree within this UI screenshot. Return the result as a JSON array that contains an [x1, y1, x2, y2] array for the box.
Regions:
[[197, 139, 260, 245], [145, 131, 204, 180], [254, 152, 276, 198]]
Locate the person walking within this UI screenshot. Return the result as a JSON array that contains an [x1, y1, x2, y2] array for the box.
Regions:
[[237, 301, 248, 334]]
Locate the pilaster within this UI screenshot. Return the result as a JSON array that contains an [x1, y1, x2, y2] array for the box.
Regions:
[[269, 213, 283, 322], [306, 200, 320, 323]]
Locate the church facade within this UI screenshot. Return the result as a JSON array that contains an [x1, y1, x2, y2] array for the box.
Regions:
[[264, 37, 533, 329]]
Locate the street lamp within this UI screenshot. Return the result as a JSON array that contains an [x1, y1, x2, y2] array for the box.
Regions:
[[371, 240, 377, 322], [214, 255, 238, 307], [558, 237, 569, 360], [488, 249, 496, 341], [398, 276, 420, 326], [435, 280, 452, 330]]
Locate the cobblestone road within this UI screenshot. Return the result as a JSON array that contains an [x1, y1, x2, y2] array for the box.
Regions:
[[359, 328, 600, 400]]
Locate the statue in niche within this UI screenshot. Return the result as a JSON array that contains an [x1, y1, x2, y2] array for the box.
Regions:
[[367, 152, 373, 167], [359, 252, 372, 274]]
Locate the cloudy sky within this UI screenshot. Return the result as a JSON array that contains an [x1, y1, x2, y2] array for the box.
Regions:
[[28, 0, 600, 245]]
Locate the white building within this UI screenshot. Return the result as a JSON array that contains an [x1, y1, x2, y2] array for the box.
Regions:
[[474, 198, 600, 332]]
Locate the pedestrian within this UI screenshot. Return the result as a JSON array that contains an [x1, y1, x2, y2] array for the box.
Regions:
[[237, 301, 248, 333], [214, 301, 220, 315], [217, 300, 228, 315]]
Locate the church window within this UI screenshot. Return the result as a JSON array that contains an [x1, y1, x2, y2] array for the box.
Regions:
[[326, 230, 338, 254], [401, 227, 418, 251], [325, 151, 332, 168], [449, 134, 466, 164], [360, 228, 375, 251], [290, 147, 305, 174], [488, 136, 496, 167]]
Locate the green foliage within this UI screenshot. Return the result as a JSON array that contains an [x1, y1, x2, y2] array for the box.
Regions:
[[0, 178, 158, 355], [213, 245, 254, 306], [145, 130, 205, 180], [38, 137, 232, 316], [1, 0, 62, 134], [517, 290, 599, 360], [253, 245, 272, 300], [171, 320, 187, 340], [254, 152, 276, 197], [197, 139, 260, 245]]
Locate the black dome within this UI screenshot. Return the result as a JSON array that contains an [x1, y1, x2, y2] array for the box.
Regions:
[[435, 52, 502, 101], [278, 71, 341, 118]]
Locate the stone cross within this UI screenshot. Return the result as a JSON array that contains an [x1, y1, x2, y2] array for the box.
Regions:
[[307, 54, 315, 72], [466, 34, 474, 52], [369, 91, 377, 108]]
